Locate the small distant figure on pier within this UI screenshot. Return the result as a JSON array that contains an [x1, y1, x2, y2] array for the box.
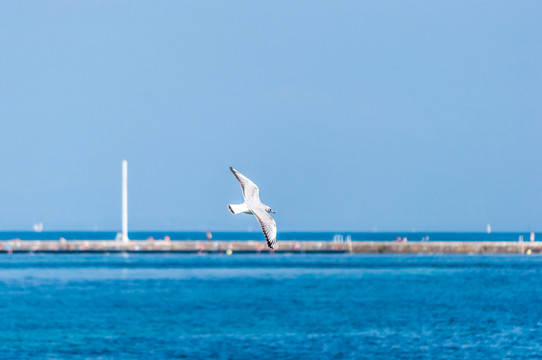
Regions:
[[530, 232, 535, 242], [164, 235, 171, 242], [206, 231, 213, 241], [59, 237, 67, 250], [147, 236, 154, 242]]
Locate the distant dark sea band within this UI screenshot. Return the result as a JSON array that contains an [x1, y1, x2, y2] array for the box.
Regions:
[[0, 231, 537, 242]]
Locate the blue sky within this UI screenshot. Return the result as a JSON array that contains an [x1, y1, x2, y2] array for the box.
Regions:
[[0, 1, 540, 231]]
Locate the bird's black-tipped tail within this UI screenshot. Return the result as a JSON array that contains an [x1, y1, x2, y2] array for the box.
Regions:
[[228, 204, 246, 214]]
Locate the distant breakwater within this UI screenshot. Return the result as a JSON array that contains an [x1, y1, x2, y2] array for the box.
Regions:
[[0, 240, 540, 254]]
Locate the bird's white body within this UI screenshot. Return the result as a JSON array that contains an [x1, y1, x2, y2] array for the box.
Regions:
[[228, 167, 277, 249]]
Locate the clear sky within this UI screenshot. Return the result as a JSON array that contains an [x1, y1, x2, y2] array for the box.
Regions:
[[0, 1, 540, 232]]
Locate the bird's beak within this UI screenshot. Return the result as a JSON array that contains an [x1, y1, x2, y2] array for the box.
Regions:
[[271, 210, 275, 214]]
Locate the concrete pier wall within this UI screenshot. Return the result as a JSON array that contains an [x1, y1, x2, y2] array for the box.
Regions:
[[0, 240, 541, 254]]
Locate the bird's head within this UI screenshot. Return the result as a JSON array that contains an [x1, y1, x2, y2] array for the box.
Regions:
[[266, 207, 275, 214]]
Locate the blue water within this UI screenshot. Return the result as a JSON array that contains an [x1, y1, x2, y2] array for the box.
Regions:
[[0, 231, 537, 242], [1, 254, 541, 359]]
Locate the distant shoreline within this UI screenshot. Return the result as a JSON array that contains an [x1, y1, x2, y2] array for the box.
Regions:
[[0, 231, 537, 242]]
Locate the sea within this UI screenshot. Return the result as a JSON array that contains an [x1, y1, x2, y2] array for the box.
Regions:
[[0, 252, 541, 359]]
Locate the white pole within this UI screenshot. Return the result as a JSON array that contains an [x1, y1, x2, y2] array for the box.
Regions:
[[122, 160, 129, 243]]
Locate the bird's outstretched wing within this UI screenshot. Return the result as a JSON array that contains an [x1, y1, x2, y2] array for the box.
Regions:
[[252, 209, 277, 249], [230, 167, 260, 201]]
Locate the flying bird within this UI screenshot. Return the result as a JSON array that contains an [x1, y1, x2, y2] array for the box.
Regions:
[[228, 167, 277, 249]]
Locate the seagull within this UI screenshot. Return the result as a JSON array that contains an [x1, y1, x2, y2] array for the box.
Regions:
[[228, 167, 277, 249]]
